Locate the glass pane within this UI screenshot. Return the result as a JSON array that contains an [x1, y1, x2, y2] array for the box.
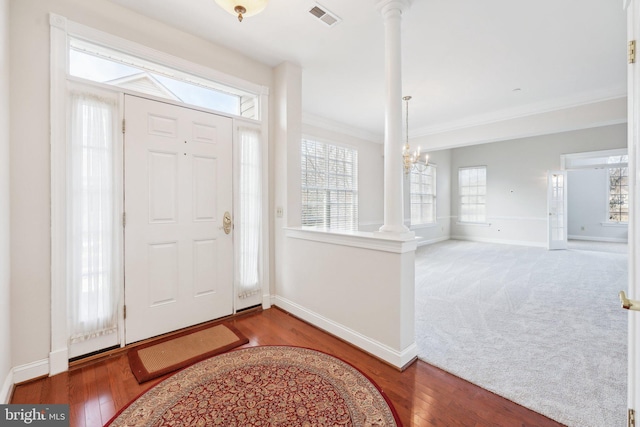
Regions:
[[69, 46, 247, 118]]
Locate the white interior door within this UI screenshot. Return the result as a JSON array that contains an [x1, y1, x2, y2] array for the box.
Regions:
[[627, 0, 639, 421], [547, 170, 568, 250], [124, 95, 233, 344]]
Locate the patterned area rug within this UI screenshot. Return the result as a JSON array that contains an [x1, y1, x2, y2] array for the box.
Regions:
[[108, 346, 401, 426]]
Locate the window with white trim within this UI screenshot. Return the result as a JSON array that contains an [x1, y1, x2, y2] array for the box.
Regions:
[[410, 165, 436, 225], [458, 166, 487, 223], [301, 139, 358, 230], [68, 38, 258, 119], [608, 156, 629, 223]]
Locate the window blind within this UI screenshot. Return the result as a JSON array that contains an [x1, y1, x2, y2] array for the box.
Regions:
[[458, 166, 487, 223], [410, 165, 436, 225], [301, 139, 358, 230]]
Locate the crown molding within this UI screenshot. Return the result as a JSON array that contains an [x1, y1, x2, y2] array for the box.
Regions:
[[413, 90, 627, 138], [302, 113, 382, 143]]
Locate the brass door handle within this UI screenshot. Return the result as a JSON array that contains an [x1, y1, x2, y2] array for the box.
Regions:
[[619, 291, 640, 311], [222, 211, 232, 234]]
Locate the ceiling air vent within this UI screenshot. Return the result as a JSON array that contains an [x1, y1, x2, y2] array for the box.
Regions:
[[308, 4, 341, 27]]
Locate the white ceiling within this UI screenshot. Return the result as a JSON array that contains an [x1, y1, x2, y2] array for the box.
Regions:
[[106, 0, 627, 140]]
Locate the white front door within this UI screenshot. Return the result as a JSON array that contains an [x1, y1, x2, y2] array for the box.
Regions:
[[547, 171, 568, 250], [124, 95, 233, 344]]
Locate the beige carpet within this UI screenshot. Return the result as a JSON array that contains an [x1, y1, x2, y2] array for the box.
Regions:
[[415, 240, 627, 427]]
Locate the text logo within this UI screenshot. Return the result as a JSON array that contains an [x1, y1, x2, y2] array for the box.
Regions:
[[0, 405, 69, 426]]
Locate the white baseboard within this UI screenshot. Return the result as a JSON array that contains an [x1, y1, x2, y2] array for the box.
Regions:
[[12, 359, 49, 385], [0, 369, 13, 403], [450, 235, 546, 248], [568, 235, 628, 243], [49, 348, 68, 376], [273, 296, 417, 369], [261, 293, 272, 309], [416, 235, 449, 247]]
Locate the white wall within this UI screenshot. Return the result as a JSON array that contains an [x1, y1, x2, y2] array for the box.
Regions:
[[277, 230, 417, 368], [10, 0, 272, 370], [450, 124, 627, 246], [0, 0, 12, 403], [568, 169, 628, 242]]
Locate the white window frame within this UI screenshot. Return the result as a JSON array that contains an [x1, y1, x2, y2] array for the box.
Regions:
[[410, 164, 437, 227], [49, 14, 270, 374], [458, 166, 488, 225], [301, 138, 359, 231]]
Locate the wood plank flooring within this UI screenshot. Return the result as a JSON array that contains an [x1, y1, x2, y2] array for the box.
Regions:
[[11, 307, 563, 426]]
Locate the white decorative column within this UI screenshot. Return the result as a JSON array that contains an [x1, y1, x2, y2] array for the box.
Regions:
[[376, 0, 413, 237]]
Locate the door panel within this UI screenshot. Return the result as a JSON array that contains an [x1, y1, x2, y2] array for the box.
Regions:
[[124, 95, 233, 344]]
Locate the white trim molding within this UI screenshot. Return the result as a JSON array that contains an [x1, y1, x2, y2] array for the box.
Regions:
[[49, 12, 70, 376], [302, 113, 381, 144], [416, 235, 449, 247], [450, 235, 547, 248], [284, 227, 418, 253], [12, 359, 49, 385], [274, 296, 417, 369], [415, 93, 627, 138], [0, 369, 13, 404], [568, 235, 628, 243]]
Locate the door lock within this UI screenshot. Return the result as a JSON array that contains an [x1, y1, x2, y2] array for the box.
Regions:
[[619, 291, 640, 311], [223, 211, 232, 234]]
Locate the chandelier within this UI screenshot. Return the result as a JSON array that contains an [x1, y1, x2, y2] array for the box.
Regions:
[[214, 0, 269, 22], [402, 96, 429, 174]]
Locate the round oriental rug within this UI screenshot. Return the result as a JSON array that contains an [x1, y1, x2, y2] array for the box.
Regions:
[[108, 346, 401, 426]]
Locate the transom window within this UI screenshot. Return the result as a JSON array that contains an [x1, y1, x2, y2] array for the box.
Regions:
[[410, 165, 436, 225], [458, 166, 487, 223], [301, 139, 358, 230], [68, 38, 258, 118]]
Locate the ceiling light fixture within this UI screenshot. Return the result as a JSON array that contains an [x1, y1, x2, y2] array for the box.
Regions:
[[214, 0, 268, 22], [402, 96, 429, 174]]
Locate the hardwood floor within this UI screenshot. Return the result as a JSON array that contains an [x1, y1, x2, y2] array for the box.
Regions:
[[11, 307, 563, 426]]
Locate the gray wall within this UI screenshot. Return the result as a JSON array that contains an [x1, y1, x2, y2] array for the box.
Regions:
[[450, 124, 627, 246], [568, 168, 628, 242]]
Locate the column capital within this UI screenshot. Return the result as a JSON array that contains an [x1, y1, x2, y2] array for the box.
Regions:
[[375, 0, 412, 17]]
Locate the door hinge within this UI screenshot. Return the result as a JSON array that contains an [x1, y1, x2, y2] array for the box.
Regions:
[[123, 305, 127, 320], [630, 408, 636, 427], [122, 212, 126, 228], [122, 118, 126, 133], [630, 40, 636, 64]]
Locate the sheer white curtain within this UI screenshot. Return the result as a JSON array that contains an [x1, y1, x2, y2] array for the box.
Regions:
[[236, 126, 262, 298], [68, 92, 120, 343]]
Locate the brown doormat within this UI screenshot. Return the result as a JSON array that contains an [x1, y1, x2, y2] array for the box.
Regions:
[[128, 323, 249, 383]]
